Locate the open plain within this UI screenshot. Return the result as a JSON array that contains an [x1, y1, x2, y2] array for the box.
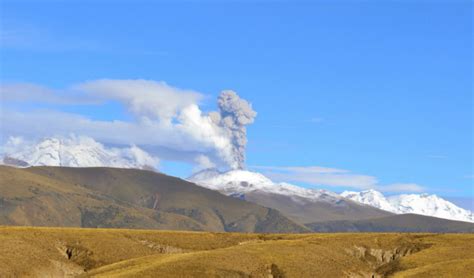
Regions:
[[1, 226, 473, 277]]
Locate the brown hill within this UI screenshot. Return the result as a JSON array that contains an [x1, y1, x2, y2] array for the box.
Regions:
[[0, 166, 307, 233], [242, 190, 392, 224]]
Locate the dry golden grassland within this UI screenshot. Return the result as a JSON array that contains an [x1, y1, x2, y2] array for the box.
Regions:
[[0, 226, 472, 277]]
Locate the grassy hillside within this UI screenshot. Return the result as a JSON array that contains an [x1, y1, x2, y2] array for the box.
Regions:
[[2, 165, 472, 234], [306, 214, 474, 233], [1, 226, 473, 277], [0, 166, 307, 233]]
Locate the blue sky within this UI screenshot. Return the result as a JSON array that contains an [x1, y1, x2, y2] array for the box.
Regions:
[[0, 1, 472, 208]]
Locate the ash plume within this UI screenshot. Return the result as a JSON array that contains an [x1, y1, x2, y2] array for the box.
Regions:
[[211, 90, 257, 169], [1, 79, 258, 171]]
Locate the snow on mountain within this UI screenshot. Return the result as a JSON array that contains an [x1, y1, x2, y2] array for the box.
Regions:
[[189, 168, 343, 203], [388, 193, 474, 222], [342, 190, 474, 223], [1, 136, 159, 170], [191, 169, 474, 223], [341, 190, 397, 212]]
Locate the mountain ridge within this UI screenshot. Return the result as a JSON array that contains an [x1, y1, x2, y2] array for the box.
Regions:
[[1, 136, 158, 170], [342, 189, 473, 223], [191, 168, 474, 223], [0, 165, 307, 233], [5, 138, 469, 224], [306, 213, 474, 233], [1, 165, 472, 233], [189, 168, 393, 223]]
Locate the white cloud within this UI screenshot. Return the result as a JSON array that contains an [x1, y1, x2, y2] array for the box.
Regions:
[[193, 154, 216, 172], [264, 170, 378, 189], [0, 83, 96, 104], [1, 83, 61, 103], [382, 183, 424, 192], [77, 79, 202, 121], [1, 136, 27, 154], [252, 165, 424, 193], [0, 79, 253, 169], [253, 165, 348, 174]]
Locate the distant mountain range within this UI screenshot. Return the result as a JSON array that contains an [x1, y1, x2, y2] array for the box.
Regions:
[[0, 166, 307, 233], [1, 136, 157, 170], [0, 165, 472, 233], [190, 169, 474, 223], [342, 190, 473, 223], [189, 169, 392, 223], [1, 137, 472, 230]]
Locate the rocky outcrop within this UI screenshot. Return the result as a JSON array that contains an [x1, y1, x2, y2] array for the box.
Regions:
[[57, 243, 99, 271], [346, 243, 427, 277], [136, 240, 184, 254]]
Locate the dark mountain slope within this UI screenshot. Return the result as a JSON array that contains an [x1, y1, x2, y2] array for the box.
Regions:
[[306, 213, 474, 233], [188, 169, 393, 224], [0, 166, 308, 233], [242, 191, 393, 224]]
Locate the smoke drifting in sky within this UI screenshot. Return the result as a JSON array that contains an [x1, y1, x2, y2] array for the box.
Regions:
[[0, 79, 257, 170], [211, 91, 257, 169]]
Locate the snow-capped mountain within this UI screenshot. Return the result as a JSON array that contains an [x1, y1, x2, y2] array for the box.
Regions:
[[189, 168, 395, 223], [341, 190, 398, 212], [341, 190, 474, 223], [191, 169, 474, 223], [1, 136, 158, 170], [189, 168, 343, 203], [189, 169, 392, 224]]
